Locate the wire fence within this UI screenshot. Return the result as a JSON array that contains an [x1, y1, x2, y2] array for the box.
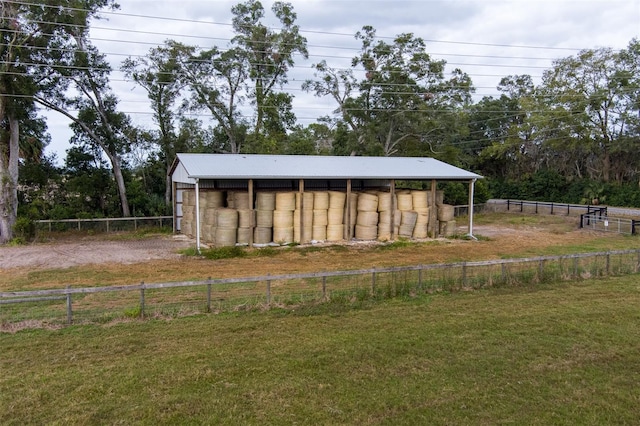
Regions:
[[35, 216, 173, 234], [2, 249, 640, 330]]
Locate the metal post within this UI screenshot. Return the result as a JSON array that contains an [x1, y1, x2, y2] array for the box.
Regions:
[[606, 253, 611, 276], [195, 179, 201, 254], [371, 268, 376, 295], [140, 282, 145, 318], [322, 275, 327, 299], [538, 259, 544, 283], [266, 275, 271, 305], [467, 179, 476, 239], [66, 290, 73, 325], [462, 263, 467, 288], [418, 267, 422, 291], [206, 277, 212, 313]]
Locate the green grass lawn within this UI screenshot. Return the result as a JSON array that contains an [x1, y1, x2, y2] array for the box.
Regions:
[[2, 275, 640, 424]]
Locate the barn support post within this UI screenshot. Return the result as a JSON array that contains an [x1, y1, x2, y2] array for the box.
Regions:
[[346, 179, 352, 240], [467, 178, 477, 240], [248, 179, 254, 247], [299, 179, 305, 243], [390, 179, 396, 241], [430, 180, 437, 237], [195, 178, 201, 254]]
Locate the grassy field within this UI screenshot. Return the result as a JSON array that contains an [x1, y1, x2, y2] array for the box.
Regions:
[[2, 275, 640, 424]]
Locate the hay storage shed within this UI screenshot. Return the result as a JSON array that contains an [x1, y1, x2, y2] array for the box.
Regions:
[[170, 153, 482, 250]]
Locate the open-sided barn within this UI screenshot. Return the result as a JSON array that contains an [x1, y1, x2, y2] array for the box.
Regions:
[[170, 154, 482, 250]]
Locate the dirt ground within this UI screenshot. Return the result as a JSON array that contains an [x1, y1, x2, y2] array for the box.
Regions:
[[0, 215, 630, 290]]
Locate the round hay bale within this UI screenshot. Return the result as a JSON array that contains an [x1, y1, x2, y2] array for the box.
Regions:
[[275, 192, 296, 211], [327, 208, 344, 225], [237, 227, 252, 244], [273, 226, 294, 244], [233, 192, 251, 210], [237, 209, 255, 228], [357, 193, 378, 212], [256, 210, 274, 227], [326, 224, 344, 241], [411, 191, 429, 210], [328, 191, 346, 210], [356, 210, 378, 226], [313, 191, 329, 210], [401, 210, 418, 228], [295, 192, 315, 210], [294, 209, 313, 227], [216, 208, 238, 228], [273, 210, 294, 228], [397, 193, 413, 211], [437, 204, 455, 221], [256, 192, 276, 211], [378, 210, 401, 226], [294, 224, 312, 244], [312, 225, 327, 241], [439, 219, 457, 237], [215, 227, 237, 247], [376, 192, 396, 212], [377, 225, 399, 241], [202, 224, 216, 243], [254, 227, 272, 244], [182, 190, 193, 206], [203, 208, 218, 226], [205, 191, 225, 208], [399, 223, 415, 237], [313, 209, 328, 226], [436, 190, 445, 206], [355, 224, 377, 240], [412, 222, 428, 239]]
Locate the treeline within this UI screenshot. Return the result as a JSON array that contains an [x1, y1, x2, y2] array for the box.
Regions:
[[2, 0, 640, 242]]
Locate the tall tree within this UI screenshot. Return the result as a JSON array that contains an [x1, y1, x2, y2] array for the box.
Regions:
[[123, 41, 186, 205], [0, 0, 115, 242], [231, 0, 307, 146], [33, 7, 132, 216], [541, 46, 639, 183], [304, 26, 472, 157]]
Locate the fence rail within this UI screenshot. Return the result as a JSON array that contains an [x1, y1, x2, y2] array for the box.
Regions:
[[3, 249, 640, 329], [35, 216, 173, 233], [580, 213, 639, 235], [489, 199, 607, 216]]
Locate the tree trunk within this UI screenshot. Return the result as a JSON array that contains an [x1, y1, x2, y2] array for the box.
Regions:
[[0, 115, 20, 243], [105, 151, 131, 217]]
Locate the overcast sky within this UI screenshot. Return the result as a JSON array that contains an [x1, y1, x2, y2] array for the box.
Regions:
[[43, 0, 640, 162]]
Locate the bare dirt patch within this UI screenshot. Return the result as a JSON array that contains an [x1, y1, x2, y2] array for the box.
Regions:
[[0, 215, 632, 291]]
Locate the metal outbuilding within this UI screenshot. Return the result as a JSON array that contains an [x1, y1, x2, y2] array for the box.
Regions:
[[170, 153, 482, 251]]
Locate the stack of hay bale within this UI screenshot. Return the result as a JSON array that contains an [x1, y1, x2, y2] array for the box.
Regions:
[[355, 192, 378, 240], [273, 192, 295, 244], [312, 191, 329, 241], [411, 190, 430, 239], [327, 191, 346, 241], [294, 192, 314, 243], [376, 191, 399, 241], [344, 192, 358, 239], [201, 191, 225, 244], [254, 192, 275, 244], [181, 190, 194, 237], [436, 190, 456, 236]]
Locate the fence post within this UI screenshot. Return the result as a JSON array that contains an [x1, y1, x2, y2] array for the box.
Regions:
[[606, 252, 611, 276], [418, 267, 423, 291], [535, 202, 538, 214], [140, 282, 145, 318], [462, 263, 467, 288], [538, 259, 544, 283], [66, 287, 73, 325], [322, 275, 327, 300], [266, 274, 271, 305], [206, 277, 212, 313], [134, 217, 138, 231], [573, 256, 579, 279], [550, 203, 554, 215], [106, 219, 110, 233], [371, 268, 376, 295], [507, 199, 510, 211]]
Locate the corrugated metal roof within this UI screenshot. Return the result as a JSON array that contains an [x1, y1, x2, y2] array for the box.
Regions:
[[171, 153, 482, 183]]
